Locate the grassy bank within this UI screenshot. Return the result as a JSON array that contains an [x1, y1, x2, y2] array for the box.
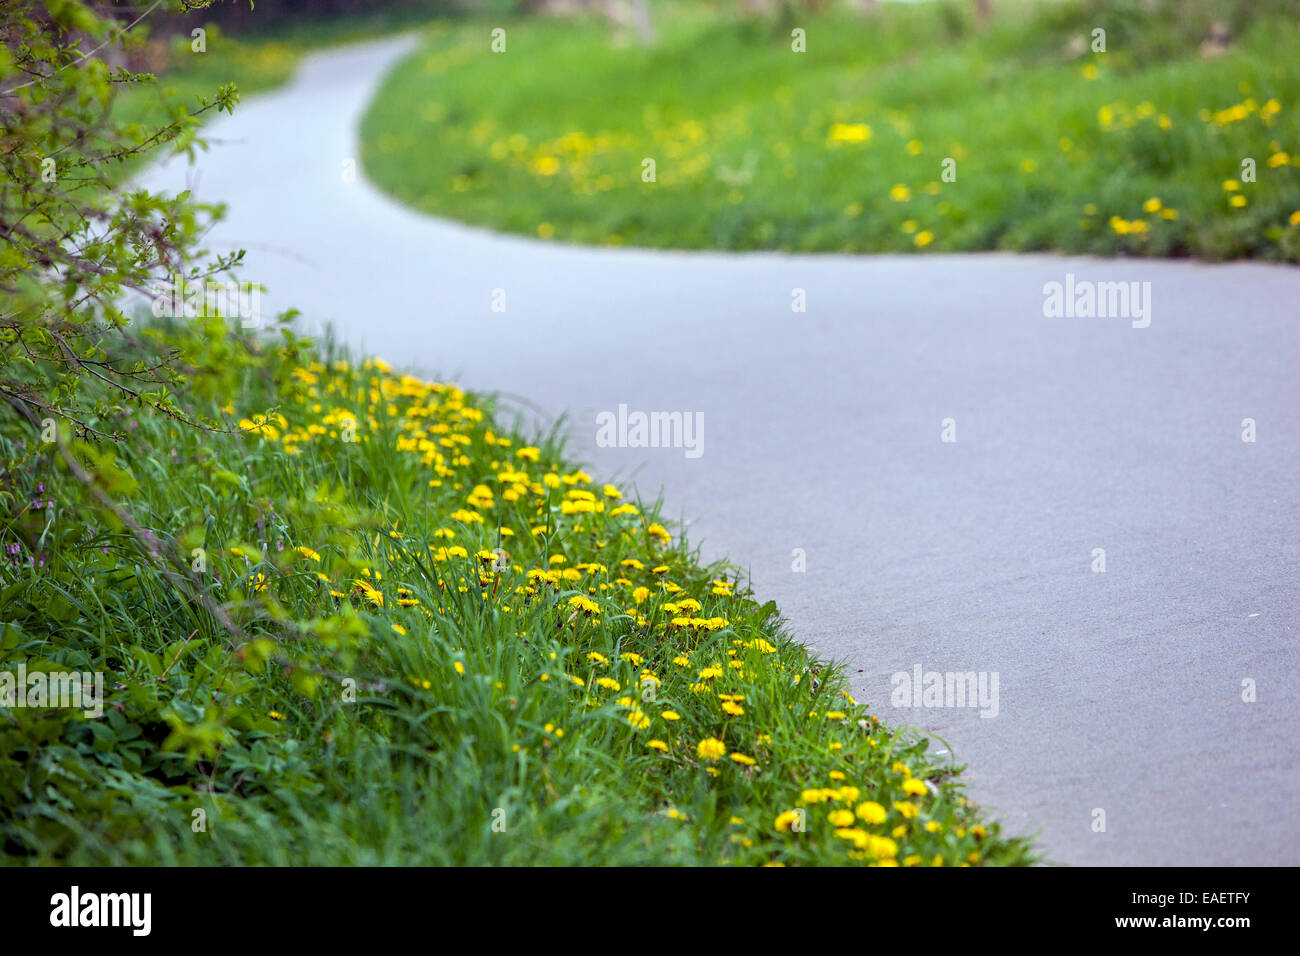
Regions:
[[0, 319, 1035, 865], [360, 1, 1300, 260]]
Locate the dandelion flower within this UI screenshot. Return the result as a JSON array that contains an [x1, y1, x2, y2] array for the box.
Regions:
[[828, 123, 871, 144], [696, 737, 726, 760], [774, 810, 802, 833], [856, 801, 887, 824]]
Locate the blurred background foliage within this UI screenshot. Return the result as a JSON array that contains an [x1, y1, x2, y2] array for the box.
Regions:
[[102, 0, 1300, 86], [137, 0, 1300, 41]]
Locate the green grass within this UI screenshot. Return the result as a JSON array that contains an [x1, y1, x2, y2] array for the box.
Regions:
[[0, 318, 1036, 865], [360, 0, 1300, 260]]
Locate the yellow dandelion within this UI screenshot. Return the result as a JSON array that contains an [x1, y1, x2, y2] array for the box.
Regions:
[[696, 737, 726, 760]]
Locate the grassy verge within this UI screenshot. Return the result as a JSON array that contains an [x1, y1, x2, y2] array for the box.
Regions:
[[0, 319, 1035, 865], [360, 0, 1300, 260]]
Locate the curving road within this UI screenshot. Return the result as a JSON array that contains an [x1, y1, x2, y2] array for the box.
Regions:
[[139, 35, 1300, 865]]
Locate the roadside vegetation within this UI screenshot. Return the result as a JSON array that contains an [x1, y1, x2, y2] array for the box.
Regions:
[[0, 320, 1036, 865], [360, 0, 1300, 260]]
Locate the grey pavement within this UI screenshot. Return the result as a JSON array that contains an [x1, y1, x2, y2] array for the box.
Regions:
[[138, 35, 1300, 865]]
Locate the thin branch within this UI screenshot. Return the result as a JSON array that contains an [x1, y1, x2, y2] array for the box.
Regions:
[[0, 0, 166, 97]]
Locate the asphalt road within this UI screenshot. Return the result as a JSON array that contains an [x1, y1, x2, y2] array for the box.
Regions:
[[138, 35, 1300, 865]]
